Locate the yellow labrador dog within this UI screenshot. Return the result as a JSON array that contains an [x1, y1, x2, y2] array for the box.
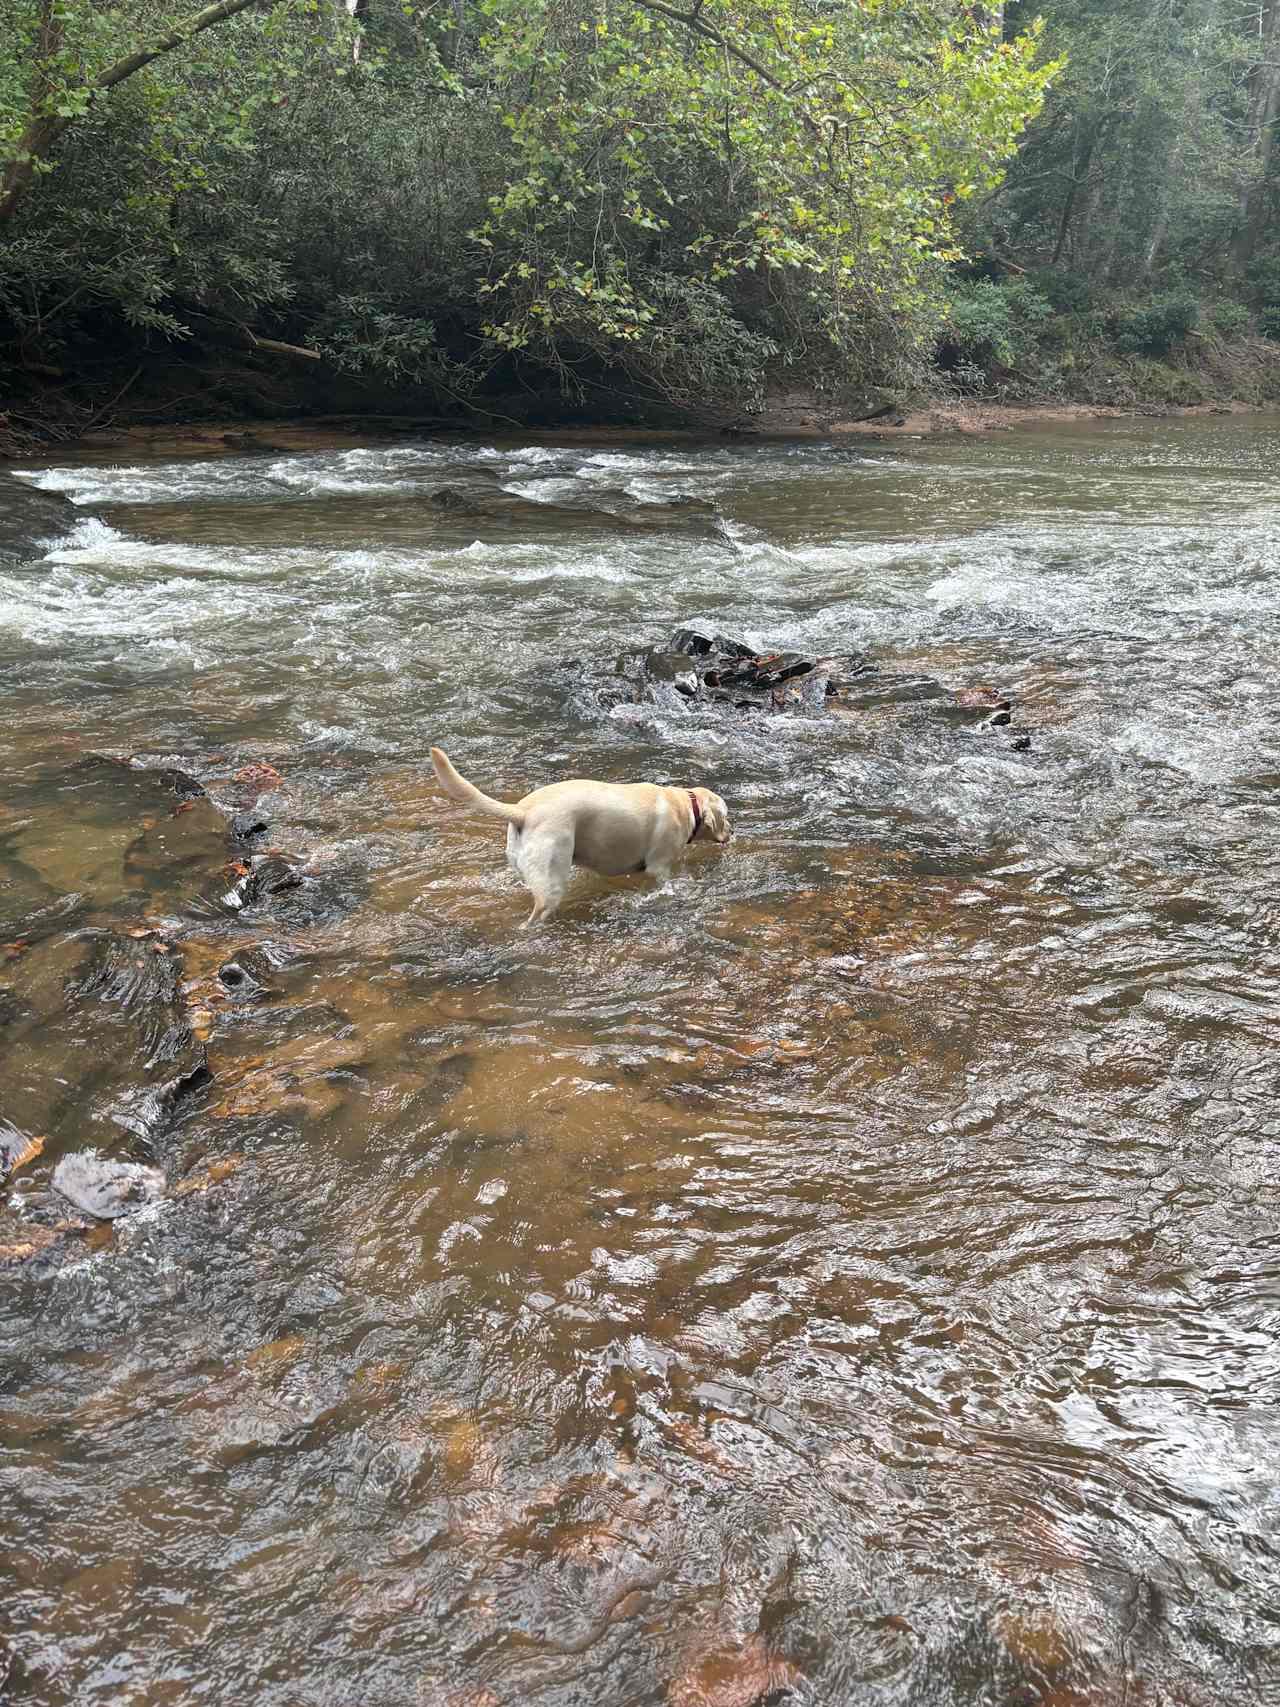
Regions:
[[431, 747, 730, 925]]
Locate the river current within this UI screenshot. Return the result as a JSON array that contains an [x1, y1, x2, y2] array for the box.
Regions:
[[1, 417, 1278, 1706]]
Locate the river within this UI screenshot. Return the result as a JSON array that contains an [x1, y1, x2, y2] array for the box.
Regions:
[[1, 416, 1278, 1706]]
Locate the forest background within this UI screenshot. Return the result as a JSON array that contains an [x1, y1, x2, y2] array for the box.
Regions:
[[1, 0, 1278, 446]]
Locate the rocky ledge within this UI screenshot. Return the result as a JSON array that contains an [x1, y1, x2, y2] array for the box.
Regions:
[[595, 624, 1033, 748], [0, 471, 80, 563]]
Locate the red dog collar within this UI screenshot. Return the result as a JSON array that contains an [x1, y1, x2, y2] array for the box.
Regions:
[[687, 792, 703, 842]]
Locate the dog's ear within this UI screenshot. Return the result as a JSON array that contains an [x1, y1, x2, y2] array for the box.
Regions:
[[699, 792, 731, 844]]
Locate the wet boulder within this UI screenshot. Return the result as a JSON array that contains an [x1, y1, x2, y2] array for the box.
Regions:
[[198, 852, 303, 918], [51, 1151, 167, 1219], [610, 627, 869, 716], [235, 854, 303, 907], [704, 650, 815, 690], [671, 627, 755, 660], [0, 473, 79, 563], [644, 651, 700, 697], [191, 849, 361, 930]]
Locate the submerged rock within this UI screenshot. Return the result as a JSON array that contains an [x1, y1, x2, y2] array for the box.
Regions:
[[0, 1119, 44, 1181], [217, 948, 277, 1000], [146, 766, 207, 800], [70, 931, 195, 1070], [227, 808, 269, 842], [111, 1058, 213, 1143], [427, 486, 487, 513], [3, 754, 227, 920], [644, 650, 700, 696], [0, 1206, 90, 1268], [51, 1151, 167, 1219], [0, 473, 80, 563], [667, 1634, 801, 1707]]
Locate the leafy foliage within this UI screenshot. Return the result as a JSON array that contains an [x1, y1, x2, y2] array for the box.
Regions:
[[1112, 291, 1200, 356], [943, 277, 1052, 370], [0, 0, 1055, 417], [939, 0, 1280, 398]]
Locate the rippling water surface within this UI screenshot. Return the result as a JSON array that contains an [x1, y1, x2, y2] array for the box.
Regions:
[[2, 418, 1279, 1706]]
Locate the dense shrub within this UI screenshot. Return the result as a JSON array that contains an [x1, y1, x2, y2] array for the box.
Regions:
[[1209, 301, 1251, 338], [1112, 292, 1200, 356], [941, 278, 1052, 371], [1027, 267, 1097, 315]]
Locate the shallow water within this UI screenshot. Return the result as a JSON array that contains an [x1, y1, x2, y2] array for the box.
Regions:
[[2, 418, 1280, 1706]]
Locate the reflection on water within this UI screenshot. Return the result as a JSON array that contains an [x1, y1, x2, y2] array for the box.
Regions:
[[2, 417, 1280, 1705]]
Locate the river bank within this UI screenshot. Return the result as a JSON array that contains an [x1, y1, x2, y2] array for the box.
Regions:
[[3, 395, 1276, 476]]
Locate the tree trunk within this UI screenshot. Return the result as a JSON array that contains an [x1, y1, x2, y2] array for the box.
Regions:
[[1051, 123, 1100, 266], [1233, 0, 1280, 277]]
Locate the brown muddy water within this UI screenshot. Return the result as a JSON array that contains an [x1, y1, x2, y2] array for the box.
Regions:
[[1, 418, 1279, 1706]]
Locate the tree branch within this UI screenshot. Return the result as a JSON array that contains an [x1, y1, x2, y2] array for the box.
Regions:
[[0, 0, 265, 224], [93, 0, 265, 94], [629, 0, 823, 135]]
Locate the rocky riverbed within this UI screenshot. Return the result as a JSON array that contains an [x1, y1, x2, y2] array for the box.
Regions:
[[2, 419, 1278, 1707]]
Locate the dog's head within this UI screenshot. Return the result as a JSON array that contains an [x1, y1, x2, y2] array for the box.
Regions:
[[691, 788, 732, 845]]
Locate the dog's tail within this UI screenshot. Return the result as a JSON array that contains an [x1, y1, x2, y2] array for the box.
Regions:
[[431, 747, 524, 828]]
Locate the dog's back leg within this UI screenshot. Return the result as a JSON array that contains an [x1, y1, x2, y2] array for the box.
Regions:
[[512, 826, 574, 926]]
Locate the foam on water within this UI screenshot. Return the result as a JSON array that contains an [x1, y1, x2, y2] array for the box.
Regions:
[[13, 443, 468, 509], [500, 476, 587, 504]]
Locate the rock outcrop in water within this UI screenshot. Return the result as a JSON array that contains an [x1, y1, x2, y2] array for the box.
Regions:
[[611, 625, 872, 716], [598, 624, 1034, 747], [0, 750, 359, 1269], [0, 472, 80, 563]]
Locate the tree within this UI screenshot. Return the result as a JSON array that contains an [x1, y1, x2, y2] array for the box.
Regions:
[[0, 0, 1057, 420], [467, 0, 1056, 401], [1233, 0, 1280, 277], [0, 0, 290, 224], [973, 0, 1278, 294]]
